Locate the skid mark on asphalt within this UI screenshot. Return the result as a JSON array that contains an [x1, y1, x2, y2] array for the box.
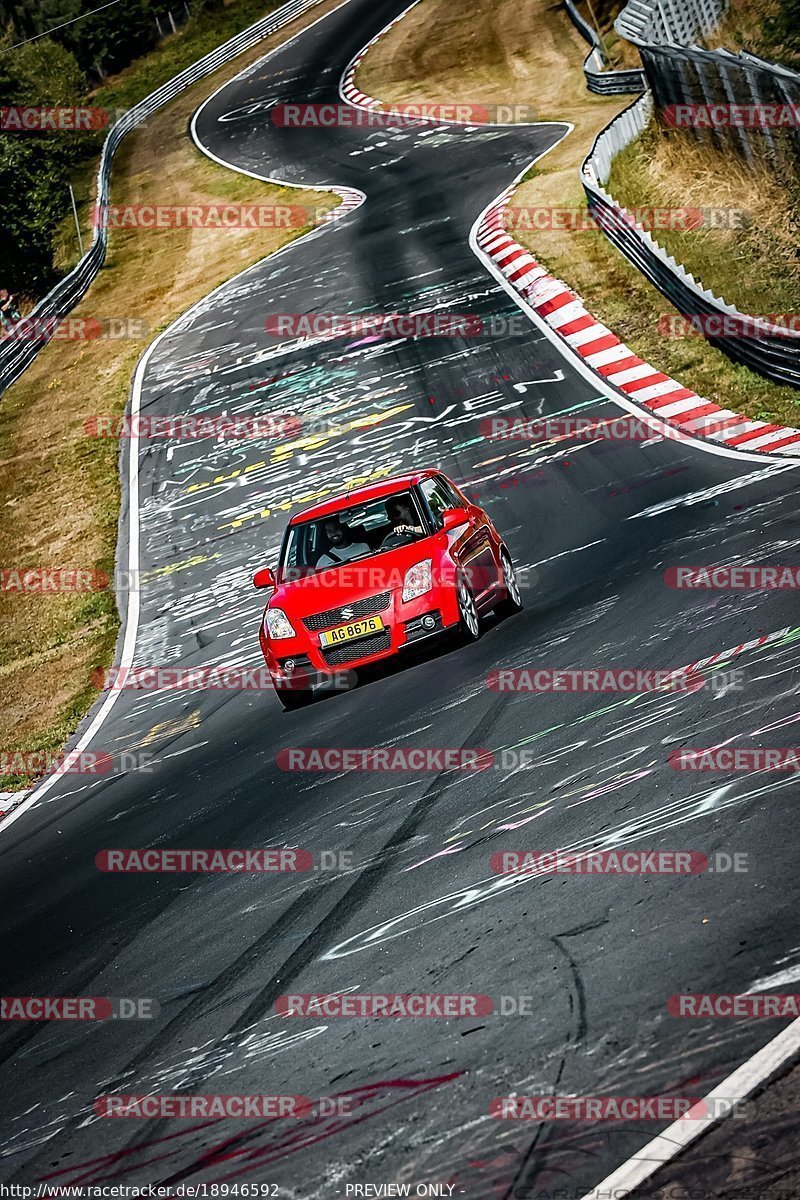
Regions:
[[25, 1073, 463, 1189], [312, 623, 800, 955]]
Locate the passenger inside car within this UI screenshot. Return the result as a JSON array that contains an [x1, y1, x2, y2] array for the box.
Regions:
[[315, 517, 371, 568]]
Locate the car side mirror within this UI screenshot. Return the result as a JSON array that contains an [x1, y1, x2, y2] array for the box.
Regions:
[[441, 507, 469, 532], [253, 567, 276, 589]]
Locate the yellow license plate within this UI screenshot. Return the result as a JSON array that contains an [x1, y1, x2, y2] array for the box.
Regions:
[[319, 616, 384, 647]]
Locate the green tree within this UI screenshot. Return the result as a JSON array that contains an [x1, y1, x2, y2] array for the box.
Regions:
[[0, 31, 89, 295]]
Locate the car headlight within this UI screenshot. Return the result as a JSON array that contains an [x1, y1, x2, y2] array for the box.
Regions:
[[265, 608, 296, 639], [402, 560, 433, 602]]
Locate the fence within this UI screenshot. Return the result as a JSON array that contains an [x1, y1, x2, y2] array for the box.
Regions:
[[0, 0, 325, 400], [564, 0, 645, 94], [615, 0, 726, 48], [640, 43, 800, 172], [581, 91, 800, 388]]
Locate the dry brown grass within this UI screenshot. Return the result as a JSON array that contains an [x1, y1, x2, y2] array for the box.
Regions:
[[0, 3, 341, 787], [711, 0, 797, 63], [608, 123, 800, 313], [358, 0, 627, 125]]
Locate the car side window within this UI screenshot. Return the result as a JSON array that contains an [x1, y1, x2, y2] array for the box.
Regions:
[[437, 476, 465, 508], [420, 479, 451, 528]]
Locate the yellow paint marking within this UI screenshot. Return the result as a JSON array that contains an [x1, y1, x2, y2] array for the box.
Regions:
[[219, 464, 398, 531], [142, 553, 220, 581], [124, 708, 202, 749], [187, 405, 414, 492]]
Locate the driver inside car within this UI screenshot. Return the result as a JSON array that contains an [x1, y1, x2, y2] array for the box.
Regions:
[[315, 517, 371, 568], [380, 496, 425, 548]]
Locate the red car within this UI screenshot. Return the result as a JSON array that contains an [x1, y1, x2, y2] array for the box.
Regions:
[[253, 469, 522, 709]]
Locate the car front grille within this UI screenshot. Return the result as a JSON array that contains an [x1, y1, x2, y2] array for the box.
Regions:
[[320, 629, 392, 665], [303, 591, 391, 632]]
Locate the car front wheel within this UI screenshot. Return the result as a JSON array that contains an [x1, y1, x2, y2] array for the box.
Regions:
[[496, 548, 523, 617], [456, 576, 481, 641]]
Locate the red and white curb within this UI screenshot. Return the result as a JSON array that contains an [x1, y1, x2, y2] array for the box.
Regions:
[[318, 186, 364, 222], [476, 186, 800, 457]]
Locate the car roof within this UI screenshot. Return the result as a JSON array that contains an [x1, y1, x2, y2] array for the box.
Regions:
[[289, 470, 441, 524]]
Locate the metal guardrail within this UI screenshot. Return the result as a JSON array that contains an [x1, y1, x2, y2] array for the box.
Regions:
[[615, 0, 726, 47], [564, 0, 645, 94], [640, 42, 800, 171], [581, 91, 800, 389], [0, 0, 324, 399]]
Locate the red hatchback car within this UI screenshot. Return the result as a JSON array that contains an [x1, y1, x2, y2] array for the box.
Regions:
[[253, 469, 522, 708]]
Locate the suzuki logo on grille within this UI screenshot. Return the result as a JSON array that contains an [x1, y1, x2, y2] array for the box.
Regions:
[[340, 606, 355, 621]]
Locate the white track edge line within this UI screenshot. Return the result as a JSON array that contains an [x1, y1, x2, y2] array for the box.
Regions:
[[579, 1017, 800, 1200], [0, 0, 361, 836]]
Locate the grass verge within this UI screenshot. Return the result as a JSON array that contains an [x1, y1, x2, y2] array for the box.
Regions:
[[355, 0, 800, 426], [0, 0, 342, 791], [607, 119, 800, 317]]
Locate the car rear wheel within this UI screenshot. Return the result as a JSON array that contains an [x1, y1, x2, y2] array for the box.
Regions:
[[496, 548, 523, 617], [457, 576, 481, 641]]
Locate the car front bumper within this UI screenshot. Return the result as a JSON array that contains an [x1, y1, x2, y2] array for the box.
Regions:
[[260, 584, 460, 689]]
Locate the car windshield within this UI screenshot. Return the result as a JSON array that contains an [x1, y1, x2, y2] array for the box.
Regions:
[[279, 490, 429, 579]]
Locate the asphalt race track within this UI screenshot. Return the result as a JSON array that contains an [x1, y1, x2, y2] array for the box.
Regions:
[[2, 0, 800, 1195]]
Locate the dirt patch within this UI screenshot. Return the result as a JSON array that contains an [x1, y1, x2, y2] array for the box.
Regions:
[[358, 0, 626, 125]]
